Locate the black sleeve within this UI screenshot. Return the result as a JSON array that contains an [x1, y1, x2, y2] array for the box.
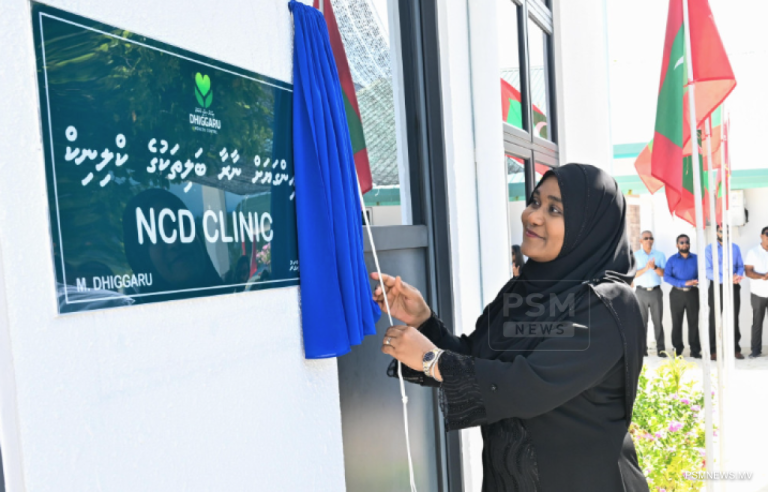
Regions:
[[385, 359, 441, 388], [437, 351, 488, 430], [384, 311, 476, 388], [417, 310, 474, 356]]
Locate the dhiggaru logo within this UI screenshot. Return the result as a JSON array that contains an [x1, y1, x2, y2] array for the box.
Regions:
[[195, 73, 213, 108]]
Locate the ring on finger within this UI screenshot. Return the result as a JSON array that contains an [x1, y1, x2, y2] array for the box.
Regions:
[[385, 337, 393, 346]]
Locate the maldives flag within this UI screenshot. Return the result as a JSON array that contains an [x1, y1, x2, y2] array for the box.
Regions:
[[636, 104, 724, 194], [700, 105, 724, 170], [647, 0, 735, 221], [501, 79, 549, 139], [675, 131, 712, 226], [712, 110, 731, 224], [633, 141, 664, 194], [314, 0, 374, 194]]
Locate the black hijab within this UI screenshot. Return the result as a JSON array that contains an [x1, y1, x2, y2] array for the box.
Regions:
[[486, 163, 636, 354]]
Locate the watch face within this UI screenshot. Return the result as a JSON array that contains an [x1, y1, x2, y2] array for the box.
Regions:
[[423, 352, 436, 362]]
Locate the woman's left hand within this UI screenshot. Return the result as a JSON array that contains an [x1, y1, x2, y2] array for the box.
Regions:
[[381, 325, 437, 372]]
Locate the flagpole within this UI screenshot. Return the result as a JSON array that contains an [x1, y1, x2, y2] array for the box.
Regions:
[[682, 0, 715, 481], [720, 116, 734, 489], [704, 118, 723, 369], [723, 110, 736, 374], [705, 117, 727, 488]]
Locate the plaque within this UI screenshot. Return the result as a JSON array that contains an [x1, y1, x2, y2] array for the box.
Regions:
[[31, 3, 299, 313]]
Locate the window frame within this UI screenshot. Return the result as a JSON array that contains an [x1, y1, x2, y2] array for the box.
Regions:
[[502, 0, 559, 197]]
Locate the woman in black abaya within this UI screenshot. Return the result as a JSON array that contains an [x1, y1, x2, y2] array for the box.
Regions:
[[374, 164, 649, 491]]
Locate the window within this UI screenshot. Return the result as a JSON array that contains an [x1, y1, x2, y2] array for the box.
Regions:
[[506, 152, 529, 277], [497, 0, 524, 131], [329, 0, 411, 225], [499, 0, 558, 269], [497, 0, 557, 150], [527, 18, 554, 141]]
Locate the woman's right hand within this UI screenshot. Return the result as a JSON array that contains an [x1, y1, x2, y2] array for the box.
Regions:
[[370, 272, 431, 328]]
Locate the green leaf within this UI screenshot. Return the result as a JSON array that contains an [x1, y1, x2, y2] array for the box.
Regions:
[[195, 87, 205, 108], [195, 72, 211, 96]]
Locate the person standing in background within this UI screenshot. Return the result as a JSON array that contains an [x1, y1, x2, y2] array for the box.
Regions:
[[706, 225, 745, 360], [664, 234, 701, 358], [511, 244, 524, 278], [744, 226, 768, 358], [634, 230, 667, 357]]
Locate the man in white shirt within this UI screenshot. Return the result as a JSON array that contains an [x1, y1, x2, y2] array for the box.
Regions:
[[745, 226, 768, 358]]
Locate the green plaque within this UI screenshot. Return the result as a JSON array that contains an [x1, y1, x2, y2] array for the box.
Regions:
[[31, 2, 299, 313]]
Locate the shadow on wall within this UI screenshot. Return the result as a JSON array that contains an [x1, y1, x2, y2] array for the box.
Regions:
[[0, 445, 4, 492]]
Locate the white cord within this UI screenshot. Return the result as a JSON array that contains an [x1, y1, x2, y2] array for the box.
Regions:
[[357, 180, 418, 492]]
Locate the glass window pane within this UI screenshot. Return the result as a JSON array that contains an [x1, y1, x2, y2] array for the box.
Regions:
[[333, 0, 410, 225], [527, 19, 553, 141], [506, 153, 528, 278], [534, 162, 552, 185], [498, 0, 524, 130], [506, 153, 527, 200]]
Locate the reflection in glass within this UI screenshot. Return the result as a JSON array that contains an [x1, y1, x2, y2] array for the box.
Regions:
[[527, 19, 552, 140], [34, 5, 298, 313], [332, 0, 409, 224], [506, 153, 528, 279], [123, 189, 223, 302], [498, 0, 524, 129], [535, 163, 552, 185], [506, 153, 526, 190]]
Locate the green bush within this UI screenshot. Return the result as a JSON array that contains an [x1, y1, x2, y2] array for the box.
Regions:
[[630, 354, 709, 491]]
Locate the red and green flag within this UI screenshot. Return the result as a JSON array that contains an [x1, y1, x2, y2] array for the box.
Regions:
[[700, 105, 724, 171], [635, 106, 727, 224], [711, 110, 731, 224], [677, 116, 732, 226], [633, 140, 664, 194], [501, 79, 548, 139], [635, 0, 735, 225], [314, 0, 374, 194], [677, 130, 712, 225]]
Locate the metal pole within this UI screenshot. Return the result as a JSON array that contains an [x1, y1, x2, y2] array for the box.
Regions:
[[721, 111, 735, 487], [705, 117, 726, 488], [723, 110, 736, 373], [682, 0, 714, 481]]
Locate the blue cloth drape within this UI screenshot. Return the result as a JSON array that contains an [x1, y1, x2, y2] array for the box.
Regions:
[[290, 0, 381, 359]]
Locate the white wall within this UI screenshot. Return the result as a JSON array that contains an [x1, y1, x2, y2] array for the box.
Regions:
[[369, 205, 402, 226], [553, 0, 614, 170], [437, 1, 485, 489], [0, 1, 347, 491]]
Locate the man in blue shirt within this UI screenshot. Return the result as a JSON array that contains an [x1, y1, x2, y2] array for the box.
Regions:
[[664, 234, 701, 358], [705, 224, 745, 360], [634, 230, 668, 357]]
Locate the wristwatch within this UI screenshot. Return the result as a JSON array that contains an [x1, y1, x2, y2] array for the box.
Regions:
[[422, 348, 444, 376]]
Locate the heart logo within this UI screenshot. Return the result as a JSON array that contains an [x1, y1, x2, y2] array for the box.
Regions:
[[195, 73, 213, 108]]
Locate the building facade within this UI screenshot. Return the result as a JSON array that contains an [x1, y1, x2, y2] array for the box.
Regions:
[[0, 0, 615, 490]]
